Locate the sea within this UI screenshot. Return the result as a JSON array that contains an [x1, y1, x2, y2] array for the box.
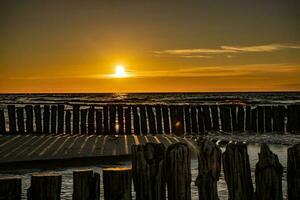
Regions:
[[0, 92, 299, 199]]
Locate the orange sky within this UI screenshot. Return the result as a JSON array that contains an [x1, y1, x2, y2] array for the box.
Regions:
[[0, 1, 300, 93]]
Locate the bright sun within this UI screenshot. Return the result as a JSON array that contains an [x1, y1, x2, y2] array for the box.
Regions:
[[114, 65, 127, 78]]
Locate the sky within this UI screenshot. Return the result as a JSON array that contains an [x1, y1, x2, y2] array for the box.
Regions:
[[0, 0, 300, 93]]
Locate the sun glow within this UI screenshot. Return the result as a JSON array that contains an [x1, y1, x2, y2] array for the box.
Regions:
[[114, 65, 127, 78]]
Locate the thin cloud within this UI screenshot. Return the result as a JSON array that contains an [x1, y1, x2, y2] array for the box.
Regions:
[[153, 42, 300, 58]]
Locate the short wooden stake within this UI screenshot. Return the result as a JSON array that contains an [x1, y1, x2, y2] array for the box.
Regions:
[[132, 105, 140, 135], [255, 144, 283, 200], [72, 105, 80, 134], [50, 105, 57, 134], [88, 106, 95, 135], [27, 173, 62, 200], [0, 176, 21, 200], [132, 143, 166, 200], [25, 105, 34, 133], [80, 109, 87, 134], [0, 109, 6, 134], [16, 107, 25, 133], [43, 105, 50, 134], [96, 110, 102, 135], [73, 170, 100, 200], [103, 168, 132, 200], [195, 138, 221, 200], [34, 105, 42, 134], [8, 105, 16, 134], [165, 143, 191, 200], [287, 143, 300, 199], [65, 110, 71, 134], [57, 105, 64, 134]]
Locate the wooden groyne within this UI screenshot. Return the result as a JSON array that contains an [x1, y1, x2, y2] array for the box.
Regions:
[[0, 104, 299, 135], [1, 142, 299, 200]]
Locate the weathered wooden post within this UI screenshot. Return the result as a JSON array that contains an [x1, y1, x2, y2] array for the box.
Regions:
[[147, 106, 157, 135], [50, 105, 57, 134], [251, 107, 258, 133], [162, 105, 170, 134], [257, 106, 264, 133], [109, 106, 116, 134], [0, 176, 21, 200], [184, 106, 192, 134], [170, 105, 177, 134], [176, 106, 185, 135], [211, 105, 219, 131], [125, 107, 131, 135], [8, 105, 16, 134], [195, 138, 221, 200], [231, 105, 238, 132], [140, 106, 148, 135], [287, 143, 300, 199], [81, 109, 87, 135], [245, 106, 252, 131], [117, 105, 124, 135], [202, 105, 212, 131], [255, 144, 283, 200], [96, 110, 103, 135], [72, 105, 80, 134], [222, 142, 254, 200], [132, 105, 141, 135], [237, 105, 244, 132], [103, 105, 109, 134], [191, 106, 198, 134], [265, 106, 272, 132], [156, 105, 163, 134], [16, 107, 25, 133], [88, 106, 95, 135], [34, 105, 42, 134], [0, 109, 6, 134], [103, 168, 132, 200], [272, 106, 285, 133], [65, 110, 71, 134], [73, 170, 100, 200], [25, 105, 34, 134], [27, 173, 62, 200], [197, 106, 205, 134], [43, 105, 50, 134], [165, 143, 191, 200], [57, 105, 64, 134], [287, 105, 298, 133], [132, 143, 166, 200], [220, 105, 232, 132]]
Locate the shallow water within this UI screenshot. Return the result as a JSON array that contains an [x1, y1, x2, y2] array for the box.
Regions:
[[0, 144, 289, 200]]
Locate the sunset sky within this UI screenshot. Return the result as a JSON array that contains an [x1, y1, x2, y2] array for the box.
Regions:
[[0, 0, 300, 93]]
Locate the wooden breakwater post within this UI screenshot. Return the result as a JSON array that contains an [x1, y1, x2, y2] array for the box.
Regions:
[[16, 107, 25, 133], [50, 105, 57, 134], [43, 105, 50, 134], [165, 143, 191, 200], [88, 106, 95, 135], [287, 143, 300, 199], [132, 143, 166, 200], [57, 105, 64, 134], [255, 144, 283, 200], [103, 168, 132, 200], [125, 107, 131, 134], [65, 110, 71, 134], [96, 109, 103, 135], [0, 176, 21, 200], [81, 109, 87, 134], [25, 105, 34, 133], [132, 105, 141, 135], [0, 109, 6, 134], [73, 105, 80, 134], [34, 105, 42, 134], [27, 173, 62, 200], [8, 105, 16, 133], [73, 170, 100, 200], [222, 142, 254, 200], [195, 138, 221, 200]]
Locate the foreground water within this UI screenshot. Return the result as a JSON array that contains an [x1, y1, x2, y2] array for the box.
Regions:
[[0, 143, 288, 200]]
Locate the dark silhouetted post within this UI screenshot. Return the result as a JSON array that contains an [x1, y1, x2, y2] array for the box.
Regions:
[[0, 109, 5, 134], [16, 107, 25, 133], [184, 106, 192, 135], [191, 106, 198, 134], [80, 109, 87, 134], [57, 105, 64, 134], [222, 143, 254, 200], [72, 105, 80, 134], [211, 105, 219, 131], [73, 170, 100, 200], [88, 106, 95, 135], [162, 105, 170, 134], [202, 105, 212, 131], [50, 105, 57, 134], [43, 105, 50, 134], [8, 105, 16, 134], [165, 143, 191, 200], [27, 173, 61, 200], [25, 105, 34, 134], [251, 107, 258, 133], [255, 144, 283, 200], [257, 106, 264, 133], [0, 176, 21, 200], [197, 106, 205, 134], [156, 105, 163, 134], [109, 106, 116, 134], [147, 106, 157, 135], [65, 110, 71, 134], [272, 106, 285, 133], [125, 107, 131, 135], [237, 105, 244, 132], [103, 106, 109, 134], [265, 106, 272, 132], [287, 143, 300, 199], [196, 138, 221, 200], [34, 105, 42, 134], [103, 168, 132, 200], [140, 106, 147, 135], [96, 110, 103, 135], [132, 105, 140, 135], [117, 105, 124, 135], [132, 143, 166, 200], [220, 105, 232, 132]]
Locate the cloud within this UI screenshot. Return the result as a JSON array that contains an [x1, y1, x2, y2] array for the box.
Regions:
[[153, 42, 300, 58]]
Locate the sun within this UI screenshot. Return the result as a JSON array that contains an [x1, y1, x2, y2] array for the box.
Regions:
[[114, 65, 127, 78]]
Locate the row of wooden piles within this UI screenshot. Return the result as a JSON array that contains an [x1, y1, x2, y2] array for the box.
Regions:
[[0, 104, 299, 135], [0, 142, 299, 200]]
